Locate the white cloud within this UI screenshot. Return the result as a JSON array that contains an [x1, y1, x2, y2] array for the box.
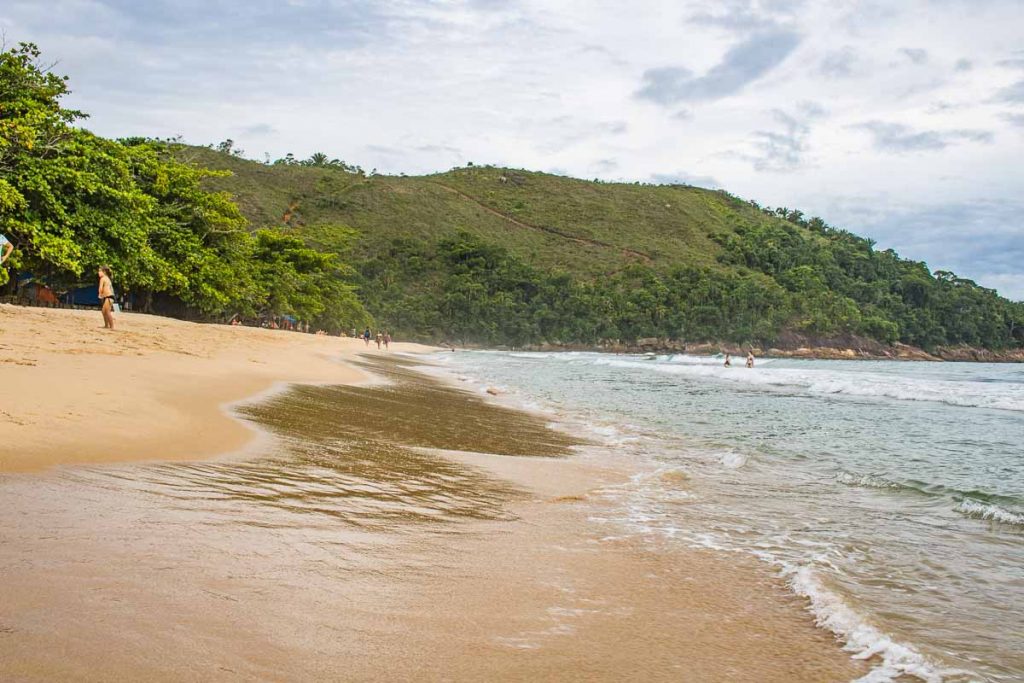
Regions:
[[2, 0, 1023, 298]]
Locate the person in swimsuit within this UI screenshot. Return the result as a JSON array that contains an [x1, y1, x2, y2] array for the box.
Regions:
[[375, 331, 383, 350], [746, 351, 755, 368], [98, 266, 115, 330], [383, 331, 391, 350], [363, 327, 372, 346], [724, 353, 731, 367]]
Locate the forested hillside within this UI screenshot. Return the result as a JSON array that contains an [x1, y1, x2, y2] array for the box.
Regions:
[[190, 147, 1024, 351], [3, 42, 1022, 352]]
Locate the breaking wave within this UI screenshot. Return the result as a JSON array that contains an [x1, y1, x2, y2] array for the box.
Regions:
[[786, 565, 953, 683], [591, 358, 1024, 412], [954, 500, 1024, 527]]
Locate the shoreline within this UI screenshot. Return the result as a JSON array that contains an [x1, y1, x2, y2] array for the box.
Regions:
[[433, 347, 1024, 680], [0, 307, 866, 680], [0, 304, 435, 472]]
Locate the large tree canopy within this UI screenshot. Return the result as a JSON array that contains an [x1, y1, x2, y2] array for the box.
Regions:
[[0, 43, 369, 330]]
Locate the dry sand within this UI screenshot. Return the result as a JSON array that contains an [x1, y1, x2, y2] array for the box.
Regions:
[[0, 305, 431, 472]]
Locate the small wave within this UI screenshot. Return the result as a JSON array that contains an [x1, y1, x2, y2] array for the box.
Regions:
[[836, 472, 907, 491], [837, 473, 1024, 508], [507, 351, 585, 360], [665, 529, 957, 681], [520, 400, 557, 415], [954, 500, 1024, 527], [787, 566, 949, 683], [626, 466, 693, 490], [661, 353, 731, 366], [581, 422, 647, 446], [660, 353, 776, 366], [591, 358, 1024, 413]]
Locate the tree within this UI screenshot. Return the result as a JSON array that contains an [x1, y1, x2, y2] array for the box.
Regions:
[[0, 42, 83, 284], [0, 44, 185, 291], [306, 152, 329, 167], [123, 138, 257, 313], [1, 42, 369, 327], [251, 228, 369, 330]]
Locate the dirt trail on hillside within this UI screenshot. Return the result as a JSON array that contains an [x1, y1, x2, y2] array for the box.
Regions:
[[424, 181, 653, 263]]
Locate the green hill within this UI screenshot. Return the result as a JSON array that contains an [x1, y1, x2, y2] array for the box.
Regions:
[[186, 147, 1024, 351], [188, 146, 769, 277]]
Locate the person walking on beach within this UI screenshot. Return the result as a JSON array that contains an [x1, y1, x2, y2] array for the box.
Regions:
[[724, 353, 731, 368], [375, 331, 383, 350], [363, 327, 371, 346], [383, 331, 391, 350], [0, 232, 12, 265], [746, 351, 755, 368], [98, 266, 115, 330]]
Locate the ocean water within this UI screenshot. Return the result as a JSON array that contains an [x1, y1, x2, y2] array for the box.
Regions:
[[430, 351, 1024, 683]]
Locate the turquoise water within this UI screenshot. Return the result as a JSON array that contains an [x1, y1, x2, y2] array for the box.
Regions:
[[433, 351, 1024, 682]]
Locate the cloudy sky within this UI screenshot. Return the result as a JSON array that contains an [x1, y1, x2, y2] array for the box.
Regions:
[[3, 0, 1023, 299]]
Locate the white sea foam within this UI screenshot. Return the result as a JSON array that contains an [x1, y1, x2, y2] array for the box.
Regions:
[[507, 351, 586, 360], [611, 457, 963, 683], [836, 471, 905, 490], [719, 450, 748, 469], [659, 353, 777, 366], [576, 421, 648, 447], [591, 358, 1024, 412], [954, 500, 1024, 527], [786, 565, 948, 683], [521, 400, 557, 415], [661, 353, 729, 365], [657, 521, 951, 682]]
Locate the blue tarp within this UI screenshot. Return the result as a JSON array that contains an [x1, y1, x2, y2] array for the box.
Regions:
[[13, 272, 133, 307], [66, 285, 101, 306]]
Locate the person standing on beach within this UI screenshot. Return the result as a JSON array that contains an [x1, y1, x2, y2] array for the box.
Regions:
[[0, 232, 12, 265], [746, 351, 755, 368], [98, 266, 115, 330]]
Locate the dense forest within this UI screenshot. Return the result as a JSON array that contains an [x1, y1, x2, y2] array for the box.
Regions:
[[2, 42, 1022, 352], [356, 229, 1022, 349]]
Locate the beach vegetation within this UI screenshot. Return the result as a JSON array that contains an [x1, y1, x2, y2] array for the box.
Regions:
[[0, 42, 369, 331]]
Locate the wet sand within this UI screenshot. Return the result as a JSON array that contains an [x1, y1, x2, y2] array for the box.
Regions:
[[0, 326, 865, 680]]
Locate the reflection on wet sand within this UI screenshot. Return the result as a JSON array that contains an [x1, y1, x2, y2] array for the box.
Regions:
[[242, 355, 579, 458], [0, 355, 862, 681], [94, 355, 583, 533]]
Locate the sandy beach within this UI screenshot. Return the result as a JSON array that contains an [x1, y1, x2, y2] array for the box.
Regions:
[[0, 305, 864, 681], [0, 305, 433, 472]]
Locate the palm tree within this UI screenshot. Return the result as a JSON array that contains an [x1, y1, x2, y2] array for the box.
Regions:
[[307, 152, 329, 166]]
